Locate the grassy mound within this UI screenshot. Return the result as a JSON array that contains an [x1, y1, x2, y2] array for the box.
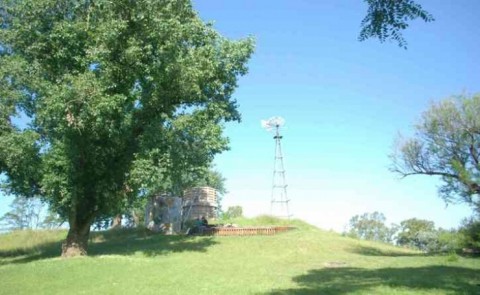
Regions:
[[216, 215, 316, 230], [1, 217, 479, 294]]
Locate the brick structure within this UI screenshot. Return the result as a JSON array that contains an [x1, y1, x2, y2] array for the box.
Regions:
[[183, 186, 217, 220]]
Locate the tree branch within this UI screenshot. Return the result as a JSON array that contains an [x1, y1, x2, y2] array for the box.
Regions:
[[397, 170, 460, 180]]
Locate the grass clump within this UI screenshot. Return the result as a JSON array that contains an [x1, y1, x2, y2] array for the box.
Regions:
[[445, 251, 460, 263]]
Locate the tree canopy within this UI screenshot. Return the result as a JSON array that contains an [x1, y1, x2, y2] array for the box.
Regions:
[[391, 94, 480, 214], [0, 0, 253, 256]]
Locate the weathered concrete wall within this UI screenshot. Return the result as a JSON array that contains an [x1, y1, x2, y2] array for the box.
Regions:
[[145, 196, 182, 234]]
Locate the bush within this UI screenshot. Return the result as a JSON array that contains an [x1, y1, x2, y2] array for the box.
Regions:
[[437, 229, 463, 252], [458, 217, 480, 250], [345, 212, 395, 243], [221, 206, 243, 220]]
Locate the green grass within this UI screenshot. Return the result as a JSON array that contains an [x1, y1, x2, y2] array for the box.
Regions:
[[1, 216, 479, 294]]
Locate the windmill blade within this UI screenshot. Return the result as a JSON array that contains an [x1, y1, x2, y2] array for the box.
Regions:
[[261, 120, 271, 130], [261, 116, 285, 132]]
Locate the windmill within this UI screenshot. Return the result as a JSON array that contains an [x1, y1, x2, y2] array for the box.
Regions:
[[261, 116, 291, 219]]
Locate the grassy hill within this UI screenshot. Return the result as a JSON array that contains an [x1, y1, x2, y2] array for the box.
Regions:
[[1, 217, 479, 294]]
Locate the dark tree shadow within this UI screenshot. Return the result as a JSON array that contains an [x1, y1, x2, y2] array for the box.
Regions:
[[0, 241, 61, 265], [88, 230, 217, 257], [267, 266, 480, 294], [0, 229, 217, 265], [349, 245, 424, 257]]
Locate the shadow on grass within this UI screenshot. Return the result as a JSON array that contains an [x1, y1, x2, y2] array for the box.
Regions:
[[0, 241, 61, 265], [349, 245, 424, 257], [267, 266, 480, 294], [0, 228, 217, 265], [88, 229, 217, 257]]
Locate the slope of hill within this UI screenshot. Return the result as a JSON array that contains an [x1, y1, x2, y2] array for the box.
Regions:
[[1, 217, 479, 294]]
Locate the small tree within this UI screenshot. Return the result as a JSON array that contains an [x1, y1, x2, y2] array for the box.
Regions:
[[346, 212, 395, 243], [436, 228, 463, 253], [397, 218, 436, 250], [223, 206, 243, 220], [0, 196, 42, 230], [391, 94, 480, 214], [396, 218, 440, 252], [459, 216, 480, 250]]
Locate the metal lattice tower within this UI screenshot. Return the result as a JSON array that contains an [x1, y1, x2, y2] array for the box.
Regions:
[[261, 117, 291, 219]]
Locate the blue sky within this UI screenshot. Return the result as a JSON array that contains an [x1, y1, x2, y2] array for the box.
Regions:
[[193, 0, 480, 231], [1, 1, 479, 232]]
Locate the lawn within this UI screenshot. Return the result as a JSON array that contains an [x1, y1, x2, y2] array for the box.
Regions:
[[1, 217, 479, 294]]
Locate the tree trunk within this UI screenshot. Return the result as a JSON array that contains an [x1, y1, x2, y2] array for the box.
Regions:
[[61, 222, 91, 257], [111, 214, 122, 229], [131, 210, 140, 227]]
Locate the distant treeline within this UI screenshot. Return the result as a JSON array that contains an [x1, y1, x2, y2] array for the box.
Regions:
[[344, 211, 479, 253]]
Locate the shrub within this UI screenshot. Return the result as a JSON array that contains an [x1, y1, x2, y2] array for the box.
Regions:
[[458, 217, 480, 250]]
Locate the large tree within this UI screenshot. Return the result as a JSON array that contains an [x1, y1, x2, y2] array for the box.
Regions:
[[0, 0, 253, 256], [391, 94, 480, 214]]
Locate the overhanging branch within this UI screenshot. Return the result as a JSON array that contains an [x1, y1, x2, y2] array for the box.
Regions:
[[396, 170, 460, 180]]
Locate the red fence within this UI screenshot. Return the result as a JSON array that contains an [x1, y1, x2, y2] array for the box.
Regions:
[[201, 226, 295, 236]]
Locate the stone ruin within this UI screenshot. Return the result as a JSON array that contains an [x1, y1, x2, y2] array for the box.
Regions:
[[144, 187, 218, 234], [144, 195, 182, 234]]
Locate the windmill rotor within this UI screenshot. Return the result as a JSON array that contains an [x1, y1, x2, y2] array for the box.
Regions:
[[261, 116, 285, 132]]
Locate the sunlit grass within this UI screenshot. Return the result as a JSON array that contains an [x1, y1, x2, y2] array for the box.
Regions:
[[1, 217, 479, 294], [218, 215, 315, 230]]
